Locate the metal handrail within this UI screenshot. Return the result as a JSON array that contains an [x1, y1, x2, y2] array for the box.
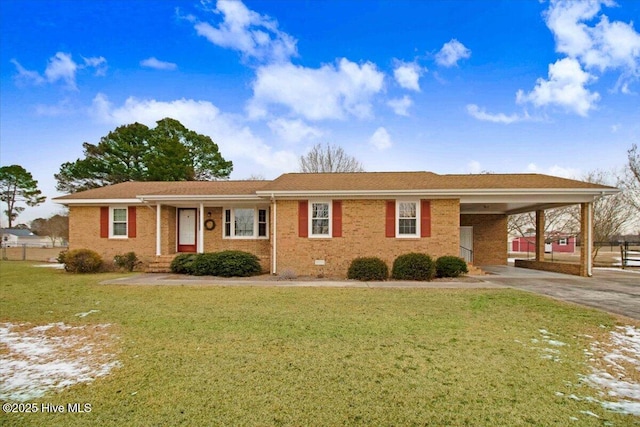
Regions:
[[459, 246, 473, 263]]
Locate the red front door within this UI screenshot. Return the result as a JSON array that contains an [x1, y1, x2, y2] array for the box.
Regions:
[[177, 208, 197, 252]]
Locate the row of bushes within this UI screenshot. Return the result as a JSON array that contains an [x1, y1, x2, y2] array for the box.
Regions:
[[347, 254, 468, 282], [170, 251, 261, 277], [58, 249, 141, 273]]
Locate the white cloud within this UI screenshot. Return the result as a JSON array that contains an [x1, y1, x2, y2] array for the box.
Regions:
[[435, 39, 471, 67], [82, 56, 107, 76], [90, 94, 297, 176], [140, 57, 177, 71], [545, 0, 640, 72], [267, 118, 323, 144], [192, 0, 297, 63], [466, 104, 526, 124], [248, 58, 385, 120], [369, 127, 392, 150], [516, 58, 600, 116], [10, 59, 45, 86], [544, 0, 640, 91], [393, 61, 423, 91], [44, 52, 78, 89], [387, 96, 413, 116], [11, 52, 107, 90], [468, 160, 482, 174], [526, 162, 579, 179]]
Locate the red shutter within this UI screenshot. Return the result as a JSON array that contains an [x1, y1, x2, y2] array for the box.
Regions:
[[332, 200, 342, 237], [298, 201, 308, 237], [128, 206, 137, 238], [421, 200, 431, 237], [100, 207, 109, 238], [385, 200, 396, 238]]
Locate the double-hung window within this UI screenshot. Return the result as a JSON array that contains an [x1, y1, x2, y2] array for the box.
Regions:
[[111, 207, 128, 238], [397, 201, 418, 237], [310, 202, 330, 237], [224, 207, 268, 239]]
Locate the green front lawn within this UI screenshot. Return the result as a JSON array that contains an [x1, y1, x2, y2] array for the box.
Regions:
[[0, 262, 636, 426]]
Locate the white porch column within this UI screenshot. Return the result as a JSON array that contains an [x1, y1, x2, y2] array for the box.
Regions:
[[271, 197, 277, 274], [155, 203, 162, 256], [580, 202, 593, 277], [198, 203, 205, 253]]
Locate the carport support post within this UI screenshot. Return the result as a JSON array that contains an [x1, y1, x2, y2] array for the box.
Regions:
[[580, 202, 593, 277], [535, 210, 545, 261]]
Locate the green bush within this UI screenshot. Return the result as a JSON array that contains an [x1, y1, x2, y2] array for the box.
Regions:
[[189, 253, 219, 276], [187, 251, 262, 277], [62, 249, 103, 273], [170, 253, 198, 274], [391, 253, 435, 281], [56, 250, 68, 264], [210, 251, 262, 277], [114, 252, 141, 272], [347, 257, 388, 281], [436, 256, 469, 278]]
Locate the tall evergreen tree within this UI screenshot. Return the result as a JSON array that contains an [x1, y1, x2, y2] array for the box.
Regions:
[[55, 118, 233, 193]]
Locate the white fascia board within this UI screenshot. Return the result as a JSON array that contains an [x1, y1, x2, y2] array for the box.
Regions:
[[54, 198, 141, 205], [137, 194, 263, 202], [257, 188, 619, 199]]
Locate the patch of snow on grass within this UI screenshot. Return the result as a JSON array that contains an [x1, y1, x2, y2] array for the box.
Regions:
[[0, 322, 121, 402], [582, 325, 640, 416], [75, 309, 100, 318]]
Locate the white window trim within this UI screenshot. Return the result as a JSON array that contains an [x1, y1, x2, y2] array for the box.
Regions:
[[223, 207, 269, 240], [558, 238, 568, 246], [309, 200, 332, 238], [109, 206, 128, 239], [396, 200, 420, 238]]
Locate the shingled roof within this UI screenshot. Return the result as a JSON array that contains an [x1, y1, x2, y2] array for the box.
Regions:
[[54, 172, 616, 203], [258, 172, 614, 192], [55, 181, 269, 200]]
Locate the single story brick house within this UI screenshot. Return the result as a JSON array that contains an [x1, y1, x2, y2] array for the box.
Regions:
[[54, 172, 617, 277]]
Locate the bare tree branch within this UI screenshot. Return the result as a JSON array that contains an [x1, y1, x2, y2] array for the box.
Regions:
[[299, 143, 364, 173]]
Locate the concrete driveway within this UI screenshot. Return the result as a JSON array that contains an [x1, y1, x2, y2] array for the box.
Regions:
[[479, 266, 640, 320]]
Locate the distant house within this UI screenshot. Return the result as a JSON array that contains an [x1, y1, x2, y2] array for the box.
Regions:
[[0, 229, 51, 247], [54, 171, 617, 277], [511, 233, 576, 254]]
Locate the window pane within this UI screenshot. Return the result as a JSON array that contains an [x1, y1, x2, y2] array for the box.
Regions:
[[113, 223, 127, 236], [224, 209, 231, 237], [312, 203, 329, 219], [258, 209, 266, 223], [312, 219, 329, 235], [399, 218, 416, 235], [234, 208, 254, 236], [399, 202, 416, 219], [113, 208, 127, 222], [258, 223, 267, 237]]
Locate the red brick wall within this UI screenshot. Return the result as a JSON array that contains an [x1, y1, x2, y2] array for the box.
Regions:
[[460, 214, 507, 265], [274, 199, 460, 277]]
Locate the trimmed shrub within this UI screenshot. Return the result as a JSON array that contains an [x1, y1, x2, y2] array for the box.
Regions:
[[189, 253, 220, 276], [170, 253, 198, 274], [62, 249, 103, 273], [114, 252, 141, 272], [56, 250, 68, 264], [210, 250, 261, 277], [391, 253, 435, 281], [187, 251, 262, 277], [347, 257, 388, 281], [436, 256, 469, 278]]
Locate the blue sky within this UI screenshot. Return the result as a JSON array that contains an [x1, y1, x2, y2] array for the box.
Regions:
[[1, 0, 639, 225]]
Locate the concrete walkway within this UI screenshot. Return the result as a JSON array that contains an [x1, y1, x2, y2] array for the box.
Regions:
[[100, 266, 640, 320]]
